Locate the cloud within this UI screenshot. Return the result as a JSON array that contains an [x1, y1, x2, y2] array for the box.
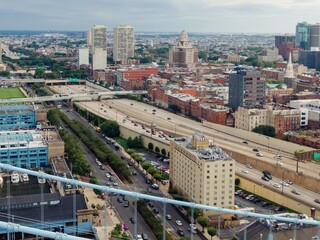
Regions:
[[0, 0, 320, 32]]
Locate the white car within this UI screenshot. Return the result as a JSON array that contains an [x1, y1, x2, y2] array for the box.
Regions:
[[245, 164, 253, 169], [273, 183, 281, 188], [176, 220, 183, 226], [189, 223, 197, 230], [242, 169, 249, 174], [256, 152, 263, 157], [281, 181, 289, 186], [106, 173, 111, 178]]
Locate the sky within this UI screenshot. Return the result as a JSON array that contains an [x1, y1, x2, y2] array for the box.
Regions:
[[1, 0, 320, 33]]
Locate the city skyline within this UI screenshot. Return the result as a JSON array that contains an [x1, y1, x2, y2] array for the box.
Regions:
[[2, 0, 320, 33]]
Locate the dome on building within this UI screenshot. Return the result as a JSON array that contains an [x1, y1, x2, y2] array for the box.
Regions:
[[179, 30, 189, 42]]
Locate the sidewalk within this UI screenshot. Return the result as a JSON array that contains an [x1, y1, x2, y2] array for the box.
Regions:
[[83, 187, 121, 240]]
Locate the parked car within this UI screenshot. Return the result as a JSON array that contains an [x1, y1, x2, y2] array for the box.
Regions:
[[123, 201, 129, 207], [177, 229, 184, 237], [152, 183, 159, 190], [153, 208, 159, 214]]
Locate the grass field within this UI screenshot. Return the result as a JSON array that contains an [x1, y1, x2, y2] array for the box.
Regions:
[[0, 88, 25, 99]]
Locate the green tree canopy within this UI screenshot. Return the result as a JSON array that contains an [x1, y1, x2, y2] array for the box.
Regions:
[[252, 125, 276, 137], [197, 216, 210, 232], [207, 227, 218, 240], [101, 120, 120, 137]]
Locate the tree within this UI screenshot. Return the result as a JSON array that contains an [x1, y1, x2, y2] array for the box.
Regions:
[[197, 216, 210, 232], [198, 51, 208, 61], [155, 146, 160, 153], [187, 208, 201, 219], [0, 71, 10, 77], [148, 142, 154, 151], [207, 227, 218, 240], [235, 178, 240, 186], [161, 148, 166, 156], [101, 120, 120, 137], [252, 125, 276, 137]]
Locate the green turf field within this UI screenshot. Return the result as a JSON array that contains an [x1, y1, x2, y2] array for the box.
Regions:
[[0, 88, 25, 99]]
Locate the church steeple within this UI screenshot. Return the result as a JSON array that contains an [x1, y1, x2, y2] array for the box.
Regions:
[[285, 52, 294, 78]]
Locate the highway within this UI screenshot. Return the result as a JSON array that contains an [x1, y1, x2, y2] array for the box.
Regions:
[[63, 108, 201, 240]]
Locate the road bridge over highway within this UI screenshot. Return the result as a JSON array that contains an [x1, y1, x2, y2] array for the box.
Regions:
[[0, 90, 147, 104]]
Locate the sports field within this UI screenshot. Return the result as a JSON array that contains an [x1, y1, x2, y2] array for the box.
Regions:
[[0, 87, 25, 99]]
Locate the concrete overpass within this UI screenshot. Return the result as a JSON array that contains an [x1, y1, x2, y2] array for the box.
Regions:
[[0, 90, 147, 104]]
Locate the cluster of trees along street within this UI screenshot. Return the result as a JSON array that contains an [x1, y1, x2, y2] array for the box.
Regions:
[[48, 109, 130, 179], [137, 200, 170, 240]]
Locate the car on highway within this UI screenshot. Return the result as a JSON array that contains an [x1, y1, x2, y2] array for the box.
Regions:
[[107, 171, 114, 176], [153, 208, 159, 214], [142, 233, 148, 240], [256, 152, 263, 157], [177, 229, 184, 237], [169, 134, 174, 138], [117, 198, 123, 203], [167, 117, 171, 120], [166, 215, 172, 220], [242, 169, 249, 174], [113, 182, 118, 186], [315, 199, 320, 204], [106, 173, 111, 178], [273, 183, 281, 188], [105, 181, 112, 186], [130, 103, 134, 105], [291, 189, 301, 195], [245, 164, 253, 169], [144, 109, 147, 111], [95, 159, 102, 166], [176, 220, 183, 226], [281, 181, 289, 186], [284, 179, 293, 185], [264, 174, 272, 180], [100, 165, 106, 170], [148, 202, 154, 208], [276, 161, 284, 166], [252, 148, 259, 152], [263, 170, 271, 176], [261, 176, 270, 181], [242, 141, 248, 144]]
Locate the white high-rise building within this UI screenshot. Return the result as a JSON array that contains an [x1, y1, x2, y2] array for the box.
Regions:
[[92, 48, 107, 70], [113, 25, 134, 64], [78, 47, 89, 67]]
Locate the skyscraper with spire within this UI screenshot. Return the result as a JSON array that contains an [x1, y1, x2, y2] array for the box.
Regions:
[[168, 30, 198, 69], [284, 52, 296, 88]]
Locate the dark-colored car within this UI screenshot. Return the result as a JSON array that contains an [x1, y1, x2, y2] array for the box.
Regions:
[[123, 201, 129, 207], [100, 165, 106, 170], [117, 198, 123, 203], [264, 174, 272, 180], [315, 199, 320, 204], [275, 206, 285, 212], [263, 170, 271, 176], [177, 230, 184, 237], [153, 208, 159, 214], [130, 217, 136, 224], [253, 148, 259, 152], [148, 202, 154, 208], [243, 141, 248, 144], [146, 179, 152, 184]]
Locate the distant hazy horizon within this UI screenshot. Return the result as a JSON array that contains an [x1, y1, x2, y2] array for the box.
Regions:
[[1, 0, 320, 33]]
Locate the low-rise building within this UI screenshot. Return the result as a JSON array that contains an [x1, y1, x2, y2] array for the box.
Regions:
[[170, 133, 235, 216], [235, 106, 301, 138]]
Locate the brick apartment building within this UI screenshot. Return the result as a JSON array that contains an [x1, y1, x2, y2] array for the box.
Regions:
[[117, 67, 158, 89]]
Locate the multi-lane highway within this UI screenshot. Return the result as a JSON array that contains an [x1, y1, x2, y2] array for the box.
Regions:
[[63, 107, 201, 240]]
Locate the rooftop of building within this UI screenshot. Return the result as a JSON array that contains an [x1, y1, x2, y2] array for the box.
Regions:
[[0, 105, 35, 114], [0, 128, 61, 148], [174, 133, 232, 162]]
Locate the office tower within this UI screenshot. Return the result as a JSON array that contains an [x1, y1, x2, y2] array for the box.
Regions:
[[169, 30, 199, 69], [170, 133, 235, 216], [309, 24, 320, 50], [298, 49, 320, 71], [228, 69, 266, 110], [92, 48, 107, 70], [296, 22, 310, 50], [275, 35, 296, 60], [78, 47, 89, 67], [113, 25, 134, 64]]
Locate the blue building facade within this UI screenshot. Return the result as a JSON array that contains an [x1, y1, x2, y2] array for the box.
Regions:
[[0, 105, 37, 130], [0, 131, 48, 168]]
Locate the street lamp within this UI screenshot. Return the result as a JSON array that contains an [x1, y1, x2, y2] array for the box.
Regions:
[[265, 136, 270, 151], [281, 170, 287, 195]]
